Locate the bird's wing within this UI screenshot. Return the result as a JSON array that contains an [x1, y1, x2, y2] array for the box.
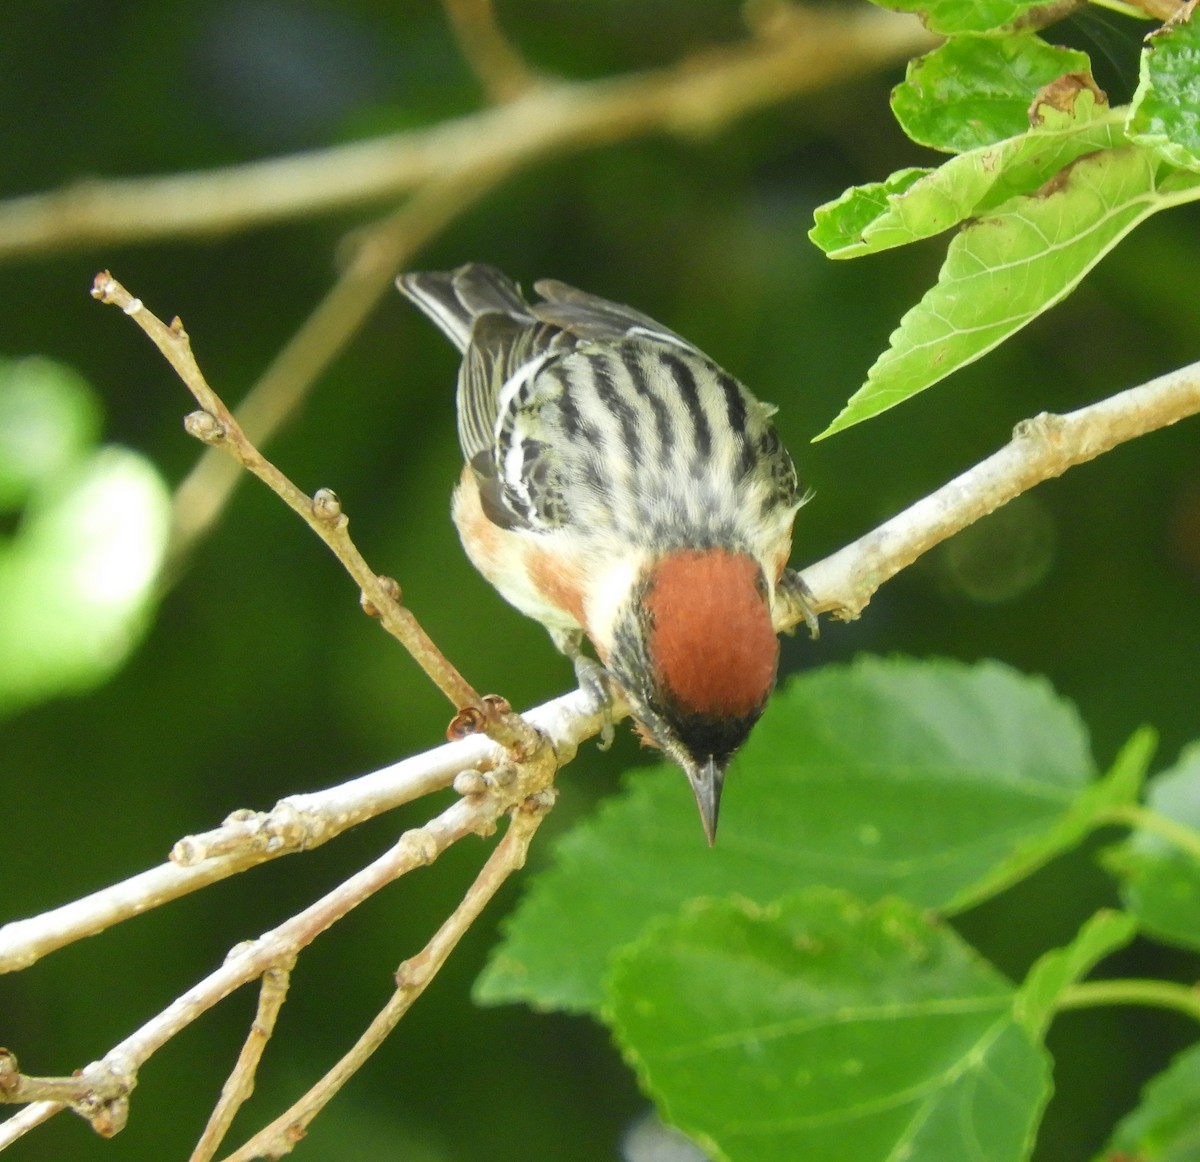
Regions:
[[400, 264, 708, 533], [531, 278, 701, 354]]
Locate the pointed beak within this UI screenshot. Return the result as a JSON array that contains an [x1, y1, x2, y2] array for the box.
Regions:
[[684, 756, 726, 847]]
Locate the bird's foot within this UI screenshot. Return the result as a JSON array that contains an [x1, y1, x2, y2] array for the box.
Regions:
[[777, 568, 820, 640], [573, 654, 616, 751]]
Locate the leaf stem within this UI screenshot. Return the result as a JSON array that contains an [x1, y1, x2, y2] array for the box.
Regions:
[[1097, 803, 1200, 863], [1058, 978, 1200, 1023]]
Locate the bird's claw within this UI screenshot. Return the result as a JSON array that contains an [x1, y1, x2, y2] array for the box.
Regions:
[[777, 568, 820, 640], [573, 654, 616, 750]]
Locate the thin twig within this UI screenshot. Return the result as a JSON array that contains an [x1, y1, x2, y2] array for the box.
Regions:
[[219, 792, 552, 1160], [0, 744, 557, 1145], [189, 962, 295, 1162], [91, 271, 545, 755], [440, 0, 538, 102], [784, 358, 1200, 631], [0, 7, 932, 261]]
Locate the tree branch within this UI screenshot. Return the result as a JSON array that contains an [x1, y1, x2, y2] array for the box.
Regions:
[[0, 7, 932, 262], [218, 790, 551, 1160], [1, 732, 560, 1145], [783, 358, 1200, 630], [189, 961, 294, 1162]]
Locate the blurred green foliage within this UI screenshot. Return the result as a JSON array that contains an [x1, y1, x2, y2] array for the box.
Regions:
[[1, 2, 1198, 1160]]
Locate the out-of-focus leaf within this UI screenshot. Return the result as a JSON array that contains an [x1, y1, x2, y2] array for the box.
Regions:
[[0, 356, 102, 510], [1105, 741, 1200, 952], [1128, 9, 1200, 171], [1013, 910, 1138, 1040], [1098, 1041, 1200, 1162], [0, 447, 171, 717], [866, 0, 1049, 35], [606, 890, 1050, 1162]]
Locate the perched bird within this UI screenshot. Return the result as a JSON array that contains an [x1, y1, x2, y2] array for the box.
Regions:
[[398, 264, 813, 844]]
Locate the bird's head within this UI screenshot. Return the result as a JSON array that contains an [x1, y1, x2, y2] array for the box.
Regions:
[[605, 548, 780, 845]]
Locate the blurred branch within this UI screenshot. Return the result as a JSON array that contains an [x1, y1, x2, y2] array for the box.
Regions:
[[0, 6, 933, 261], [165, 163, 510, 570], [785, 358, 1200, 629], [440, 0, 538, 102]]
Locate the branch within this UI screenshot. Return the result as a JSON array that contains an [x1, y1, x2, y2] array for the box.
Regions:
[[0, 6, 933, 261], [439, 0, 538, 102], [188, 963, 294, 1162], [0, 687, 607, 974], [90, 271, 498, 717], [782, 358, 1200, 630], [0, 732, 560, 1144], [219, 790, 551, 1160], [166, 164, 510, 569]]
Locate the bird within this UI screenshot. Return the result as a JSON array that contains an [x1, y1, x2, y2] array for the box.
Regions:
[[397, 263, 813, 844]]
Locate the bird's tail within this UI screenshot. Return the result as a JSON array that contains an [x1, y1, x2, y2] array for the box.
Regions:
[[396, 264, 532, 353]]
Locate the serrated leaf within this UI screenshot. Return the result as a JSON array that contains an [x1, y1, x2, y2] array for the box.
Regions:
[[1013, 910, 1138, 1040], [476, 657, 1097, 1014], [892, 35, 1094, 154], [1128, 8, 1200, 170], [811, 98, 1122, 258], [1106, 741, 1200, 953], [606, 890, 1050, 1162], [818, 146, 1200, 437], [1099, 1041, 1200, 1162], [950, 726, 1153, 911], [809, 167, 932, 256], [868, 0, 1048, 35]]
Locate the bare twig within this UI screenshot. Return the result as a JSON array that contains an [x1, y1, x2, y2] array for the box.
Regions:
[[0, 7, 932, 262], [220, 791, 552, 1160], [0, 734, 559, 1147], [0, 686, 608, 974], [91, 271, 544, 754], [440, 0, 538, 102], [189, 962, 295, 1162], [782, 358, 1200, 631]]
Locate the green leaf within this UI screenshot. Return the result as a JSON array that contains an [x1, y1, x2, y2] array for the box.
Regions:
[[0, 446, 171, 717], [818, 146, 1200, 437], [1013, 910, 1138, 1041], [892, 35, 1095, 154], [867, 0, 1048, 36], [809, 167, 932, 256], [606, 890, 1050, 1162], [810, 98, 1122, 259], [0, 356, 102, 510], [1106, 741, 1200, 953], [1128, 8, 1200, 170], [1099, 1041, 1200, 1162], [476, 657, 1097, 1014], [951, 726, 1152, 913]]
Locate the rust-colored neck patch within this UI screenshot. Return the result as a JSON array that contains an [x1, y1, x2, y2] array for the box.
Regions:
[[643, 549, 778, 717]]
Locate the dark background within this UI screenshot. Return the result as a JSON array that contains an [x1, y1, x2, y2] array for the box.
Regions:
[[2, 2, 1198, 1159]]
